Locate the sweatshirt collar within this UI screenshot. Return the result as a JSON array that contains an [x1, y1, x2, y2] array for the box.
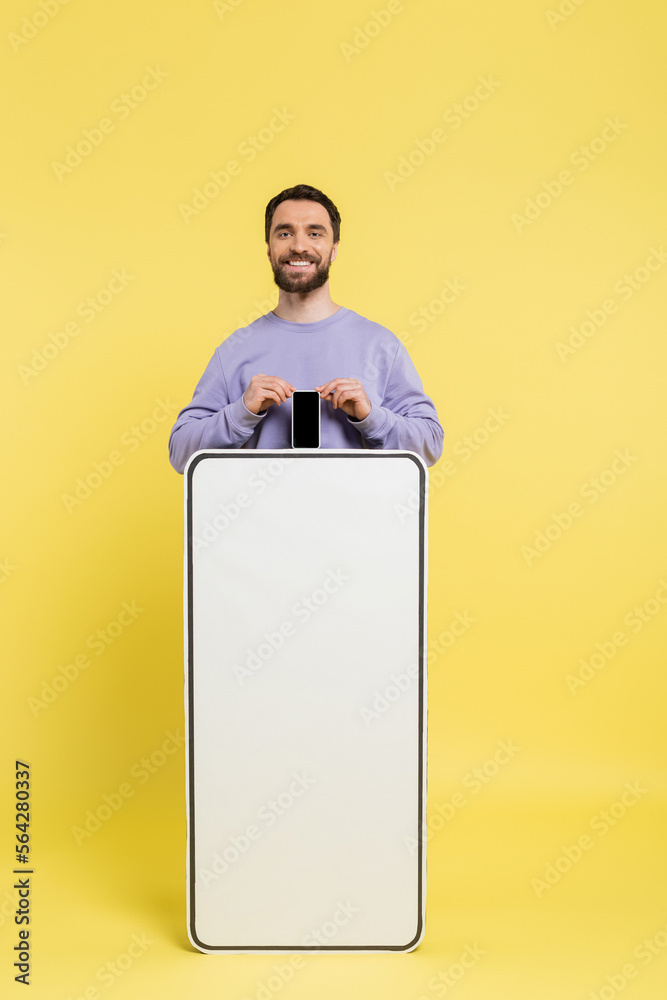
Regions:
[[263, 306, 349, 332]]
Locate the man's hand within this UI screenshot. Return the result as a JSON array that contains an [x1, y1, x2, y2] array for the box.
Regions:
[[314, 378, 372, 421], [243, 374, 296, 414]]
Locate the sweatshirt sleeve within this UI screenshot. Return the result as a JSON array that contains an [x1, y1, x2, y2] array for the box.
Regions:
[[346, 340, 444, 467], [168, 348, 266, 474]]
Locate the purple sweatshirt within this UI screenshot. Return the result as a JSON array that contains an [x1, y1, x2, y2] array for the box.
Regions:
[[168, 306, 443, 473]]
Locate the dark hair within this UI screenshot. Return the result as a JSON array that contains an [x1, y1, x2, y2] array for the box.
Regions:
[[265, 184, 341, 244]]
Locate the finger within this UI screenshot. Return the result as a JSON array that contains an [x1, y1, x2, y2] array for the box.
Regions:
[[268, 381, 290, 404], [320, 378, 346, 389], [336, 390, 355, 406], [276, 378, 297, 398], [261, 389, 283, 407], [263, 388, 285, 405], [334, 386, 353, 404], [320, 379, 358, 397], [318, 381, 342, 398]]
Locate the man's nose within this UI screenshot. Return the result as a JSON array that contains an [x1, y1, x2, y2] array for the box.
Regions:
[[289, 232, 308, 253]]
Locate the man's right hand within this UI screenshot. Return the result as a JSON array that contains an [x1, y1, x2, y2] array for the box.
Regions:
[[243, 374, 297, 414]]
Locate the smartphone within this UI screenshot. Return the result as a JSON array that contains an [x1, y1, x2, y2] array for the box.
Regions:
[[291, 390, 321, 449]]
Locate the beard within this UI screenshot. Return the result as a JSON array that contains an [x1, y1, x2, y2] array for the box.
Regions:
[[270, 251, 333, 293]]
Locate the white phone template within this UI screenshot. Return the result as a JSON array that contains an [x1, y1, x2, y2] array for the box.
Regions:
[[184, 449, 428, 953]]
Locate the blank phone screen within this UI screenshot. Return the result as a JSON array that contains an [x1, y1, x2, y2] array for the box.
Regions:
[[186, 451, 427, 951], [292, 390, 320, 448]]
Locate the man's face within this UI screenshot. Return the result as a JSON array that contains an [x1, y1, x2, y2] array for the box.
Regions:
[[266, 199, 338, 293]]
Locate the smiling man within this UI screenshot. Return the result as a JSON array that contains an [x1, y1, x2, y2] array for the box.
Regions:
[[168, 183, 443, 472]]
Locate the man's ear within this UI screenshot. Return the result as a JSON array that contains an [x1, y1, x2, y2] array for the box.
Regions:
[[331, 241, 339, 262]]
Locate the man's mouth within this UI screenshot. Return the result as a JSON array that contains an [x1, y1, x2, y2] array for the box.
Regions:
[[283, 258, 316, 270]]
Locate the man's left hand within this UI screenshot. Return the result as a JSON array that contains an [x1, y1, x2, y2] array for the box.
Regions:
[[314, 378, 371, 421]]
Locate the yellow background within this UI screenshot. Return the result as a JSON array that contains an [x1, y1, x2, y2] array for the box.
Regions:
[[2, 0, 667, 996]]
